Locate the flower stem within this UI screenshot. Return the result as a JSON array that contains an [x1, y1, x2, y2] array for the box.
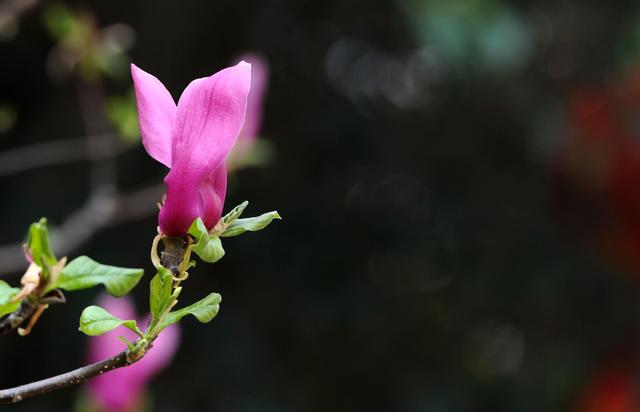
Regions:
[[145, 236, 189, 339], [0, 299, 37, 336], [160, 236, 187, 276]]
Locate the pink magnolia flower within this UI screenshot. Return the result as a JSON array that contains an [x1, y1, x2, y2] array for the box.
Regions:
[[131, 62, 252, 236], [86, 294, 180, 412]]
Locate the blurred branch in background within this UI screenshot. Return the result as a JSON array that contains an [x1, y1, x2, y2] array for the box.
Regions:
[[0, 183, 163, 275], [76, 80, 118, 194], [0, 133, 123, 177], [0, 86, 158, 275], [0, 0, 43, 36]]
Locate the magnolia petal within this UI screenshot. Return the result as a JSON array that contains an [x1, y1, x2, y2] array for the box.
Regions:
[[159, 164, 227, 236], [159, 171, 202, 236], [199, 164, 227, 229], [171, 61, 251, 174], [159, 61, 251, 235], [131, 64, 176, 168]]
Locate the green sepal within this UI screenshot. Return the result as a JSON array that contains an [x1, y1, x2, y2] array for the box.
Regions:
[[0, 280, 20, 317], [78, 305, 142, 336], [220, 211, 282, 238], [159, 293, 221, 330], [56, 256, 143, 297], [188, 219, 225, 263], [222, 201, 249, 225]]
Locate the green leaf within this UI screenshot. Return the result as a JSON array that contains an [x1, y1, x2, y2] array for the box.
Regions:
[[160, 293, 221, 329], [188, 218, 226, 263], [118, 336, 136, 352], [220, 211, 282, 237], [0, 280, 19, 317], [57, 256, 143, 297], [150, 267, 173, 320], [27, 218, 57, 267], [78, 305, 140, 336]]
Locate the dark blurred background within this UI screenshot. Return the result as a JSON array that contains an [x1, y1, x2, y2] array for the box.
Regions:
[[2, 0, 640, 411]]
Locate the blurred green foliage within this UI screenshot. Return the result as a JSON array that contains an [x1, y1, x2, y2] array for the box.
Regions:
[[106, 90, 140, 143]]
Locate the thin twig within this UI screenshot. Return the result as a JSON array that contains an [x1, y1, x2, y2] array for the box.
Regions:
[[0, 352, 130, 404], [0, 235, 186, 403], [0, 289, 64, 336], [0, 299, 36, 336]]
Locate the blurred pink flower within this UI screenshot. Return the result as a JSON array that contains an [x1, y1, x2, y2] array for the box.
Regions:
[[86, 294, 180, 412], [131, 62, 251, 236], [237, 54, 269, 143], [227, 54, 270, 167]]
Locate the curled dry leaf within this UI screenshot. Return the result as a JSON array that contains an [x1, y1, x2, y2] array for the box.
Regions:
[[12, 262, 41, 303]]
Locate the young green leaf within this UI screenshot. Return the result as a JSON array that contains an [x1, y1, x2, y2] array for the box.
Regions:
[[78, 305, 141, 336], [220, 211, 282, 237], [0, 280, 20, 317], [188, 218, 226, 263], [150, 267, 173, 320], [118, 336, 136, 352], [160, 293, 221, 329], [57, 256, 143, 297], [222, 201, 249, 225], [27, 218, 57, 267]]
